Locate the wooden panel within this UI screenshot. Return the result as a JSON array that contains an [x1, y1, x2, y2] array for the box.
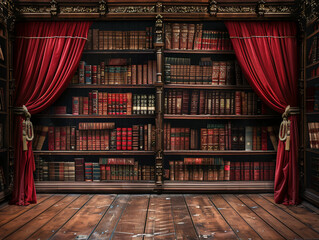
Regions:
[[112, 195, 149, 240], [249, 194, 319, 239], [28, 194, 92, 240], [144, 195, 176, 239], [50, 194, 115, 240], [170, 195, 198, 240], [0, 194, 52, 226], [237, 194, 301, 240], [89, 195, 130, 239], [0, 194, 65, 239], [5, 195, 79, 240], [209, 195, 262, 240], [222, 194, 284, 240], [262, 193, 319, 232], [185, 195, 237, 239]]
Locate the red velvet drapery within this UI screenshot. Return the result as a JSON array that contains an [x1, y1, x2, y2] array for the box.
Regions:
[[225, 22, 299, 205], [11, 22, 91, 205]]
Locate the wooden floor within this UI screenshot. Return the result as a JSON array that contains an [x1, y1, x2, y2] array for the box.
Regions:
[[0, 194, 319, 240]]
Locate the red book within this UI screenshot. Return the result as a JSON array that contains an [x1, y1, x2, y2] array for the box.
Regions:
[[71, 126, 76, 150], [175, 128, 181, 150], [230, 161, 235, 181], [224, 160, 230, 181], [207, 128, 214, 151], [96, 130, 101, 151], [48, 126, 55, 151], [72, 97, 79, 115], [184, 128, 190, 150], [261, 126, 268, 150], [54, 127, 61, 150], [116, 128, 122, 150], [243, 162, 250, 181], [60, 127, 67, 151], [234, 162, 240, 181], [171, 128, 176, 150], [88, 130, 93, 150], [269, 162, 275, 181], [200, 128, 208, 150], [122, 128, 127, 150], [235, 91, 241, 115], [127, 128, 133, 150], [253, 162, 260, 181], [212, 61, 220, 85], [180, 128, 185, 150]]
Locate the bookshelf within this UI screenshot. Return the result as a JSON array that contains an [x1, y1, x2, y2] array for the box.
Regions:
[[303, 11, 319, 206]]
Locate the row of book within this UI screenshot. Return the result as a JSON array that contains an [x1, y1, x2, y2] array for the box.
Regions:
[[0, 87, 4, 111], [308, 122, 319, 149], [306, 85, 319, 113], [34, 157, 155, 181], [72, 92, 155, 115], [165, 58, 247, 86], [76, 59, 157, 85], [165, 23, 232, 50], [164, 90, 262, 115], [85, 27, 153, 50], [308, 35, 319, 65], [164, 122, 278, 151], [166, 159, 275, 181], [33, 124, 156, 151]]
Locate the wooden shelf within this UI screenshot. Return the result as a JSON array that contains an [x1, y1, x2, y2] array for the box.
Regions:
[[0, 111, 7, 115], [162, 181, 274, 192], [306, 148, 319, 154], [34, 114, 155, 119], [307, 75, 319, 83], [164, 150, 277, 155], [306, 112, 319, 115], [307, 28, 319, 39], [35, 181, 156, 193], [164, 84, 251, 90], [69, 84, 155, 89], [306, 60, 319, 69], [82, 49, 155, 54], [163, 50, 235, 54], [164, 114, 279, 120], [33, 150, 155, 156]]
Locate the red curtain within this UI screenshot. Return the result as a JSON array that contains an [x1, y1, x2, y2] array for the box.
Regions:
[[225, 22, 299, 205], [11, 22, 91, 205]]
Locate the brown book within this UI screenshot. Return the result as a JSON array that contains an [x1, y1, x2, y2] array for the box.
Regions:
[[187, 24, 195, 50], [200, 128, 208, 150], [180, 23, 188, 50], [143, 63, 148, 84], [36, 126, 49, 150], [224, 160, 230, 181], [218, 61, 227, 85], [212, 61, 220, 85], [137, 65, 143, 85], [172, 23, 180, 50], [267, 126, 278, 151], [92, 29, 99, 50], [165, 23, 172, 49]]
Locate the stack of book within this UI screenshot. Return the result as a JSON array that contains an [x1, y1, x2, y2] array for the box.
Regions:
[[37, 160, 75, 181], [308, 122, 319, 149]]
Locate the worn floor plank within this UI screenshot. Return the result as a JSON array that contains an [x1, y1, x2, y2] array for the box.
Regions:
[[261, 193, 319, 233], [0, 194, 52, 227], [89, 195, 130, 240], [209, 194, 262, 240], [144, 195, 176, 240], [27, 194, 92, 240], [0, 194, 65, 239], [4, 194, 79, 240], [222, 194, 285, 240], [111, 195, 149, 240], [170, 195, 199, 240], [50, 194, 115, 240], [185, 195, 237, 239], [249, 194, 319, 239], [237, 194, 301, 240]]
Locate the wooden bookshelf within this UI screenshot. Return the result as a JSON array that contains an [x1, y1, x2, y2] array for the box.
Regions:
[[164, 114, 279, 120], [164, 150, 277, 156], [307, 75, 319, 83], [33, 151, 155, 156], [163, 50, 235, 54], [306, 149, 319, 155], [35, 114, 155, 119], [307, 28, 319, 39], [68, 84, 155, 89], [306, 60, 319, 69], [0, 111, 7, 115], [164, 84, 252, 90]]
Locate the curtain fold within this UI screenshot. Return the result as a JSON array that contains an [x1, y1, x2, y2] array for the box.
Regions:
[[225, 21, 299, 205], [11, 21, 91, 206]]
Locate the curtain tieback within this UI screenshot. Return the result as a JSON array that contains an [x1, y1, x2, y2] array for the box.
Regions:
[[13, 105, 34, 151], [279, 105, 299, 151]]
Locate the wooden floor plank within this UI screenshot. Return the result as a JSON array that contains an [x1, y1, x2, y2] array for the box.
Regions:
[[237, 194, 301, 240], [0, 194, 51, 210], [89, 195, 130, 240], [222, 194, 285, 240], [27, 194, 92, 240], [0, 194, 65, 239], [4, 194, 80, 240], [170, 195, 199, 240], [302, 201, 319, 214], [0, 194, 52, 227], [111, 195, 149, 240], [249, 194, 319, 239], [261, 193, 319, 232], [185, 195, 237, 239], [50, 194, 116, 240], [209, 194, 262, 240], [144, 195, 176, 240]]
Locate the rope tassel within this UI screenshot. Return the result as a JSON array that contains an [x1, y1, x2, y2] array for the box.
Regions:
[[13, 105, 34, 151], [279, 105, 299, 151]]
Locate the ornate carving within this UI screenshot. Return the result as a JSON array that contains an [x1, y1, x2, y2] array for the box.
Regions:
[[108, 6, 155, 13], [305, 0, 319, 22], [156, 2, 163, 13], [99, 0, 107, 16], [218, 6, 255, 13], [60, 6, 98, 14], [294, 0, 306, 33], [163, 5, 207, 13], [209, 0, 218, 16], [50, 0, 58, 16], [264, 6, 294, 14], [155, 14, 163, 44], [17, 6, 50, 14], [257, 0, 265, 16]]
